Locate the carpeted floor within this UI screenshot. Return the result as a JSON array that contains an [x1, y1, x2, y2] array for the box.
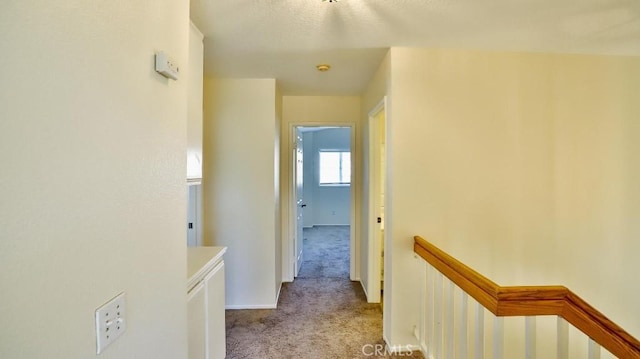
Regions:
[[297, 225, 350, 279], [225, 226, 424, 359]]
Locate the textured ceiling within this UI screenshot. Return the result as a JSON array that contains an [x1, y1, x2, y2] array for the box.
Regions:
[[190, 0, 640, 95]]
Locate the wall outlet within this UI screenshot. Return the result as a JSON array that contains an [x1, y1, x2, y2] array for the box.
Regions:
[[154, 52, 179, 80], [95, 292, 126, 354]]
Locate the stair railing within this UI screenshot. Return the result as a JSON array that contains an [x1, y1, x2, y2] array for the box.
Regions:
[[414, 235, 640, 359]]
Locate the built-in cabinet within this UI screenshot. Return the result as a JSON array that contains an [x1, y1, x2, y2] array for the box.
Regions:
[[187, 281, 207, 359], [187, 21, 204, 183], [187, 247, 227, 359]]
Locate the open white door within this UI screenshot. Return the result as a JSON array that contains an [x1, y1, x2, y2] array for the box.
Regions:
[[293, 129, 304, 277], [366, 98, 386, 303]]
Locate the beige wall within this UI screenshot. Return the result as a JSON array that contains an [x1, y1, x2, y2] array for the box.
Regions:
[[552, 54, 640, 338], [360, 52, 390, 308], [384, 47, 640, 347], [275, 86, 283, 298], [0, 1, 189, 358], [280, 96, 362, 281], [187, 22, 204, 180], [203, 78, 280, 308]]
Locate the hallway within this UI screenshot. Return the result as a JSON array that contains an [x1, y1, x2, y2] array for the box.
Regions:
[[224, 226, 423, 358]]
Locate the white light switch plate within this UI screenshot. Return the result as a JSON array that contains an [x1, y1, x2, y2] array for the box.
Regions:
[[95, 292, 126, 354]]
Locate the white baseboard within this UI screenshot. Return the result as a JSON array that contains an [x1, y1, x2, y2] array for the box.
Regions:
[[225, 303, 277, 310], [420, 343, 431, 359], [383, 336, 422, 357], [275, 282, 283, 306], [311, 224, 350, 227], [360, 280, 370, 299], [360, 279, 382, 304]]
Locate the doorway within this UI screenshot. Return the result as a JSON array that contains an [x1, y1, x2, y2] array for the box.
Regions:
[[187, 184, 202, 247], [365, 98, 386, 303], [288, 125, 356, 281]]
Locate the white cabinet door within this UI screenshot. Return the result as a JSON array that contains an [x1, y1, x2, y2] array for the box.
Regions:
[[187, 282, 206, 359], [205, 261, 226, 359]]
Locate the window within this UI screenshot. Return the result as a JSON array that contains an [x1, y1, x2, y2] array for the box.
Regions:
[[319, 151, 351, 185]]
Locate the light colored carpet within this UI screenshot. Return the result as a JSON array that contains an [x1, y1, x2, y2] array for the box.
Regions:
[[298, 226, 350, 279], [225, 226, 424, 359]]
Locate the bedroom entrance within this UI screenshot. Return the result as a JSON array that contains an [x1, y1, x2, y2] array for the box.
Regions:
[[290, 125, 355, 280]]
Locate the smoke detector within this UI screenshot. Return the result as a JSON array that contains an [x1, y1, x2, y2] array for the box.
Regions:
[[316, 64, 331, 72]]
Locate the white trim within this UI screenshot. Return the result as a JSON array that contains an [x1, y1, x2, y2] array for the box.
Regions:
[[189, 20, 204, 41], [360, 278, 370, 299], [187, 177, 202, 185], [383, 335, 422, 356], [369, 98, 386, 120], [285, 122, 359, 283], [365, 97, 386, 304], [275, 282, 283, 306], [225, 304, 278, 310], [292, 128, 303, 278]]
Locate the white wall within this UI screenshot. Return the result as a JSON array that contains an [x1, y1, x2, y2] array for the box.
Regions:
[[280, 96, 361, 281], [0, 1, 189, 358], [202, 78, 281, 308], [302, 128, 352, 226], [382, 47, 640, 347]]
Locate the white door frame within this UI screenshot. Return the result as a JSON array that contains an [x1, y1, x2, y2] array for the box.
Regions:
[[293, 129, 304, 277], [366, 98, 386, 303], [286, 122, 358, 282]]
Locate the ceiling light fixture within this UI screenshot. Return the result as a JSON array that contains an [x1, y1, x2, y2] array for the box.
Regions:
[[316, 64, 331, 72], [322, 0, 339, 3]]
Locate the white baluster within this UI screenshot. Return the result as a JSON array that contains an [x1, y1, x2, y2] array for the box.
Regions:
[[557, 317, 569, 359], [459, 292, 469, 359], [588, 338, 601, 359], [525, 316, 536, 359], [493, 317, 504, 359], [445, 280, 455, 359], [426, 264, 434, 357], [475, 301, 484, 359], [419, 261, 427, 351], [435, 272, 444, 359]]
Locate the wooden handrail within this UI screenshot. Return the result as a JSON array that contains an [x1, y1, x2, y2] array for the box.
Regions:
[[414, 235, 640, 358]]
